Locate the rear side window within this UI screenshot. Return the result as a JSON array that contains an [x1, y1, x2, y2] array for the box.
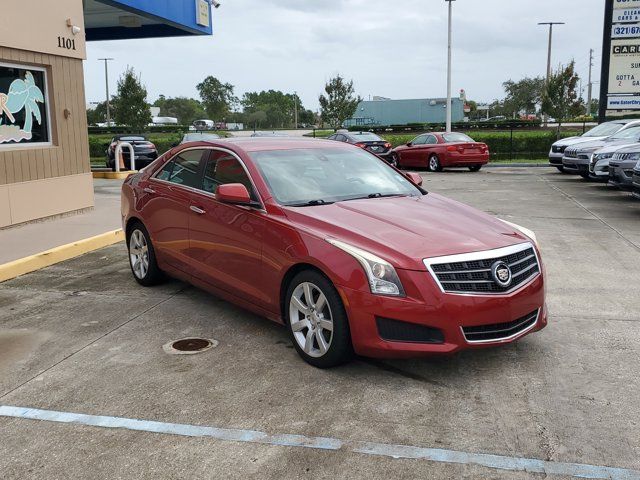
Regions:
[[201, 151, 257, 200], [156, 149, 205, 188]]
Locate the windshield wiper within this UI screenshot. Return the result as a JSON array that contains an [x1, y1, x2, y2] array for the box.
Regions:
[[367, 193, 405, 198], [288, 199, 334, 207]]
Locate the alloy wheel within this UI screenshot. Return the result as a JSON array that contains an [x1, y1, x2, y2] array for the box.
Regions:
[[129, 229, 149, 280], [289, 282, 334, 358], [429, 155, 440, 171]]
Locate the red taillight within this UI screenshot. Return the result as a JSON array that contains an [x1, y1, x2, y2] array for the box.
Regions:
[[446, 145, 457, 152], [109, 142, 117, 151], [354, 142, 366, 148], [384, 142, 391, 149], [149, 143, 156, 149]]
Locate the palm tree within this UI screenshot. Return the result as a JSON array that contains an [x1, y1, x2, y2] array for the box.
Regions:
[[5, 71, 44, 137]]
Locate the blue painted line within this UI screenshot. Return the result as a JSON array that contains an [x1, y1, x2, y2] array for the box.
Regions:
[[1, 405, 638, 479]]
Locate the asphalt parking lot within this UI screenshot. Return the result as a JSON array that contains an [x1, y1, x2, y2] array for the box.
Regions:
[[1, 167, 639, 479]]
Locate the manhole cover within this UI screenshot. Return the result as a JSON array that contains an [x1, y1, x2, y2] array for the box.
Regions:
[[163, 338, 218, 355]]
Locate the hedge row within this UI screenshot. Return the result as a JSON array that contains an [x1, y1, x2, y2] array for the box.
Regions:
[[348, 120, 542, 133], [89, 133, 182, 158]]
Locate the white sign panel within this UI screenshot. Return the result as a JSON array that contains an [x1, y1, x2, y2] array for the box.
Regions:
[[614, 0, 640, 10], [609, 39, 640, 94], [607, 95, 640, 109], [612, 24, 640, 38], [196, 0, 210, 27], [613, 8, 640, 22]]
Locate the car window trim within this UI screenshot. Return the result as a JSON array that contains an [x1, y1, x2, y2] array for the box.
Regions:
[[151, 146, 207, 189], [152, 146, 266, 212]]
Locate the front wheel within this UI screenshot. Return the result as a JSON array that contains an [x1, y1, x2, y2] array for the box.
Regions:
[[285, 271, 353, 368], [468, 165, 482, 172], [389, 152, 400, 168], [127, 222, 164, 286], [427, 154, 442, 172]]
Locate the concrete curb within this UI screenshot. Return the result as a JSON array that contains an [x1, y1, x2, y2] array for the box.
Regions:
[[0, 229, 124, 283], [92, 171, 135, 179]]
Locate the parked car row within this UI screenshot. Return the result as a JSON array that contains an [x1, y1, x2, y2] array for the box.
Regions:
[[549, 119, 640, 200], [328, 130, 489, 172]]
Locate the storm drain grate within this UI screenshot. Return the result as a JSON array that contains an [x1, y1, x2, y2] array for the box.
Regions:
[[162, 338, 218, 355]]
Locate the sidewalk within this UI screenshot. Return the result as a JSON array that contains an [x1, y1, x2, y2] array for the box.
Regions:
[[0, 179, 123, 265]]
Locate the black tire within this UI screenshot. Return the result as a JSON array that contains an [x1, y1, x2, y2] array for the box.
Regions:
[[468, 165, 482, 172], [389, 152, 400, 169], [126, 221, 164, 286], [427, 154, 442, 172], [284, 270, 353, 368], [556, 166, 565, 173], [579, 172, 591, 179]]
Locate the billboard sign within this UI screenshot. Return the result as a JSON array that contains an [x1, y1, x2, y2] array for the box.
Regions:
[[607, 0, 640, 109]]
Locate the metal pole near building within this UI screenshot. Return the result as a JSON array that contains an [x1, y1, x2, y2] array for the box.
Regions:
[[598, 0, 614, 123], [98, 58, 114, 126], [587, 48, 594, 116], [445, 0, 455, 133]]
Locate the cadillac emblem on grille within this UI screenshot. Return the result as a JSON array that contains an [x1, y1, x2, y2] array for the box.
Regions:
[[491, 261, 512, 287]]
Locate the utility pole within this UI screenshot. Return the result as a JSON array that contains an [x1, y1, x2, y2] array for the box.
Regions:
[[98, 58, 114, 126], [445, 0, 455, 133], [538, 22, 564, 124], [587, 48, 594, 116]]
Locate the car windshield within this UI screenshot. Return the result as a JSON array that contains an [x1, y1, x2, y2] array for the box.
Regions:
[[350, 132, 382, 142], [443, 133, 474, 143], [183, 133, 220, 142], [251, 147, 423, 206], [583, 122, 625, 137], [609, 126, 640, 140]]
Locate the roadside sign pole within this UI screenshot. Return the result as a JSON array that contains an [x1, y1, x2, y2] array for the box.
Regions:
[[598, 0, 614, 123], [445, 0, 454, 133]]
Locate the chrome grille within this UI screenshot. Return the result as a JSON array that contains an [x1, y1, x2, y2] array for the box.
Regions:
[[424, 243, 540, 295], [564, 148, 578, 159], [613, 152, 639, 161], [462, 309, 539, 343]]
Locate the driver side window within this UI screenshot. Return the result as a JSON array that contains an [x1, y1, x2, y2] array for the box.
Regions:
[[412, 135, 428, 145]]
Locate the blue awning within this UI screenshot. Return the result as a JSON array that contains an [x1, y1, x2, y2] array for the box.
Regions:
[[84, 0, 213, 41]]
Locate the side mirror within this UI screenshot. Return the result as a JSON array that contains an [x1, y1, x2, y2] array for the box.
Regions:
[[216, 183, 252, 205], [406, 142, 413, 147], [405, 171, 423, 186]]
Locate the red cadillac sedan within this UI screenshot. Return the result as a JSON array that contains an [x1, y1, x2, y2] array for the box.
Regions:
[[392, 132, 489, 172], [121, 138, 546, 368]]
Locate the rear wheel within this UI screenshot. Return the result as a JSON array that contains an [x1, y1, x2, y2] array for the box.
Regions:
[[127, 222, 164, 286], [427, 154, 442, 172], [468, 165, 482, 172], [285, 270, 352, 368]]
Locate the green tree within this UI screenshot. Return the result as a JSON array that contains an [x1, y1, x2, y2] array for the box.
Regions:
[[502, 76, 545, 117], [87, 101, 107, 125], [153, 95, 206, 125], [541, 62, 583, 122], [318, 75, 361, 128], [241, 90, 300, 128], [196, 76, 237, 121], [112, 67, 151, 130]]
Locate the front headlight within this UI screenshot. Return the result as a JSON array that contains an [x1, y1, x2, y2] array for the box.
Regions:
[[326, 239, 405, 296], [626, 153, 640, 161], [500, 219, 539, 248]]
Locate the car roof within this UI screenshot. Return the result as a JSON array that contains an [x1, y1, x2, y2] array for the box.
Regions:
[[113, 134, 146, 139], [207, 137, 349, 153]]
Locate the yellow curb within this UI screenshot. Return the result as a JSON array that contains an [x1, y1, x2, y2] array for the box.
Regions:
[[92, 171, 136, 180], [0, 229, 125, 283]]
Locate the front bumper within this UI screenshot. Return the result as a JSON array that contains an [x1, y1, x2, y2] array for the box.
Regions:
[[608, 162, 636, 190], [549, 151, 564, 166], [562, 156, 589, 174], [339, 266, 546, 358], [589, 158, 610, 181]]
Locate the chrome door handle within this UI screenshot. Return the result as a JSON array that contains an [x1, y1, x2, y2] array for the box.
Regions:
[[190, 205, 206, 215], [143, 187, 155, 194]]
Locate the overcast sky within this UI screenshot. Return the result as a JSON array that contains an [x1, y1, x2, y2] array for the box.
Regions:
[[84, 0, 605, 111]]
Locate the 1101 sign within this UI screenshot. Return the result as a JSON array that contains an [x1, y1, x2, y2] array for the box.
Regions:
[[57, 36, 76, 51]]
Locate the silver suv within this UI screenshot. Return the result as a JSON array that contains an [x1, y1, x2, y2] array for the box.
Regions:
[[549, 119, 640, 172]]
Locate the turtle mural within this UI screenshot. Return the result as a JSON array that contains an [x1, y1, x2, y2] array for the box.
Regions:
[[0, 71, 45, 144]]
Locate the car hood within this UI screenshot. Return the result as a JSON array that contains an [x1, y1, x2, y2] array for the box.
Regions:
[[571, 137, 640, 153], [554, 136, 606, 147], [283, 194, 530, 271], [595, 142, 640, 156]]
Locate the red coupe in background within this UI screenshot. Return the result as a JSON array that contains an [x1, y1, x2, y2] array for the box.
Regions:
[[121, 138, 545, 368], [392, 132, 489, 172]]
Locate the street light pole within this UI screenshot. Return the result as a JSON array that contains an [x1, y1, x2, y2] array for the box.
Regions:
[[538, 22, 564, 124], [445, 0, 455, 133], [98, 58, 114, 126]]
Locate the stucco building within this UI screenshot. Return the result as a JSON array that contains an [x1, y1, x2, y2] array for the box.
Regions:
[[0, 0, 213, 228]]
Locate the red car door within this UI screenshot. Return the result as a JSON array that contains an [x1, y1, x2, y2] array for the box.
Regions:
[[188, 149, 268, 308], [141, 148, 207, 274], [400, 134, 427, 167]]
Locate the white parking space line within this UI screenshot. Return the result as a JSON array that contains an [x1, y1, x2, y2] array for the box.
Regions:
[[1, 405, 639, 479]]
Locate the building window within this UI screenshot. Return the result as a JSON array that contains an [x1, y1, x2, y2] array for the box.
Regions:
[[0, 63, 50, 146]]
